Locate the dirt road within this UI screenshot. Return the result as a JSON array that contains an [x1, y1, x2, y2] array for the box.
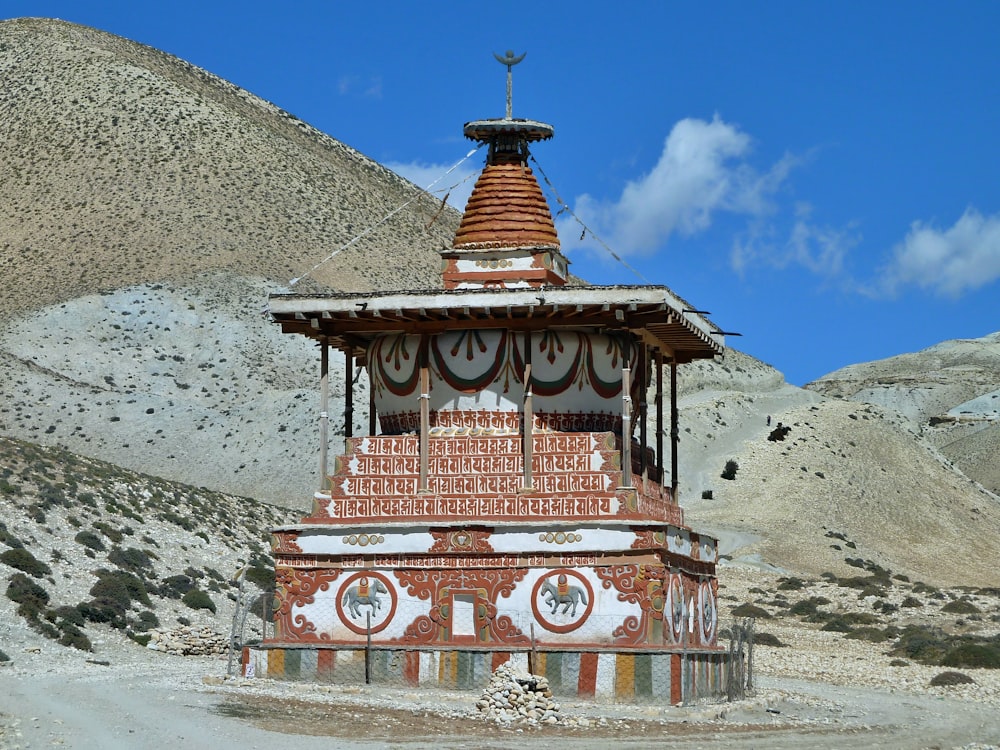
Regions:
[[1, 653, 998, 749]]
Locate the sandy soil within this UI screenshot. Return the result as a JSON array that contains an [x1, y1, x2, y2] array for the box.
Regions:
[[1, 654, 998, 750]]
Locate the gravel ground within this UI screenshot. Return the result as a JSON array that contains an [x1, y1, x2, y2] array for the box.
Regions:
[[2, 564, 1000, 749]]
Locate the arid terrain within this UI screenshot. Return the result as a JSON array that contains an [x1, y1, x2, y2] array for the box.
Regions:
[[1, 17, 1000, 749]]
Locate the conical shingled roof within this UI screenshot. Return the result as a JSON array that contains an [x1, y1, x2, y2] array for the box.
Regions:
[[452, 156, 560, 250]]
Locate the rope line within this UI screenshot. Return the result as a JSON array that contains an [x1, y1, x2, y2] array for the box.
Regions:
[[289, 144, 484, 287], [529, 154, 650, 284]]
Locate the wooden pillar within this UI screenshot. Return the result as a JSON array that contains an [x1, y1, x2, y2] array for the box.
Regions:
[[318, 337, 329, 493], [655, 351, 664, 487], [418, 334, 430, 493], [368, 356, 377, 436], [670, 358, 679, 501], [621, 334, 632, 488], [522, 331, 534, 491], [638, 345, 648, 482], [344, 351, 354, 439]]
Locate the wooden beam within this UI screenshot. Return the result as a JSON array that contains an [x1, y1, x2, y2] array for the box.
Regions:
[[418, 335, 430, 493], [319, 338, 329, 493], [522, 330, 534, 492]]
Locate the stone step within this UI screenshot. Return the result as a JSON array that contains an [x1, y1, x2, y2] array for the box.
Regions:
[[346, 432, 616, 458], [328, 469, 621, 498], [333, 450, 618, 479]]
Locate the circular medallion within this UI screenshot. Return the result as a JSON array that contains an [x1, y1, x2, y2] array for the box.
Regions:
[[667, 575, 685, 644], [531, 569, 594, 634], [335, 571, 397, 635], [699, 580, 717, 644]]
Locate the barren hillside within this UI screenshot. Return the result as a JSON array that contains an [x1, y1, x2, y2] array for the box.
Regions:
[[0, 17, 461, 317], [806, 332, 1000, 496], [1, 17, 998, 592], [0, 17, 455, 504]]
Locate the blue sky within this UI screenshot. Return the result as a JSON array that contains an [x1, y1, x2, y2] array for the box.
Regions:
[[6, 2, 1000, 385]]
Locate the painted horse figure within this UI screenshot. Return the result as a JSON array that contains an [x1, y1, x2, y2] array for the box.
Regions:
[[540, 577, 588, 617], [342, 578, 389, 619]]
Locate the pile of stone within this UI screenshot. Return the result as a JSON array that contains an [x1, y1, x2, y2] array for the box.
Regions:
[[145, 626, 229, 656], [476, 661, 562, 725]]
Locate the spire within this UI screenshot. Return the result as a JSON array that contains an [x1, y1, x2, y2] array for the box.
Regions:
[[442, 52, 569, 289], [493, 49, 526, 119]]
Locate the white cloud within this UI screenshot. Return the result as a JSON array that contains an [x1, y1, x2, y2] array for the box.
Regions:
[[881, 208, 1000, 297], [559, 116, 794, 258], [731, 202, 858, 280], [337, 74, 383, 100], [385, 161, 479, 211]]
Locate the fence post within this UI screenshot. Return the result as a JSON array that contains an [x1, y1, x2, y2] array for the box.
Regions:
[[726, 618, 756, 701], [365, 611, 372, 685], [529, 623, 538, 674]]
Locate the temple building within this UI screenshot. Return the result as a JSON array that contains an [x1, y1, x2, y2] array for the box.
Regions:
[[244, 54, 728, 702]]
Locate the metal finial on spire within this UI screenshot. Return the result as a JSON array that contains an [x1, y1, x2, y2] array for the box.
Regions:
[[493, 50, 526, 119]]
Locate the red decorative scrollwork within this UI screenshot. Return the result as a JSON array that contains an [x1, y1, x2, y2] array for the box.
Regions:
[[392, 568, 528, 645], [271, 568, 339, 642], [428, 527, 495, 553], [595, 564, 668, 646], [630, 528, 666, 550], [270, 531, 303, 555]]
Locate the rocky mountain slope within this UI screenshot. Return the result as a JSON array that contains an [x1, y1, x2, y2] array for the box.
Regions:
[[0, 17, 456, 504], [1, 14, 999, 647], [0, 18, 461, 318], [0, 434, 297, 662], [807, 333, 1000, 497]]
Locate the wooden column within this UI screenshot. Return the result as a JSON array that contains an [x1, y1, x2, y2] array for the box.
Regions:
[[368, 356, 377, 435], [670, 358, 679, 501], [344, 351, 354, 439], [656, 351, 664, 487], [621, 334, 632, 488], [418, 335, 430, 493], [522, 330, 534, 491], [318, 337, 329, 493], [638, 345, 648, 482]]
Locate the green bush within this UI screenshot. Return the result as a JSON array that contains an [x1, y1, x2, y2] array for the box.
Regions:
[[821, 617, 854, 633], [0, 548, 52, 578], [0, 522, 24, 549], [789, 599, 819, 617], [841, 611, 880, 626], [108, 546, 154, 574], [731, 603, 770, 619], [941, 599, 980, 615], [93, 522, 123, 544], [158, 574, 194, 599], [940, 643, 1000, 669], [930, 671, 974, 687], [754, 632, 786, 647], [776, 577, 805, 591], [57, 623, 92, 651], [244, 565, 274, 588], [50, 605, 86, 628], [0, 648, 9, 662], [78, 599, 127, 628], [89, 569, 151, 608], [891, 625, 950, 664], [6, 573, 49, 618], [74, 530, 105, 552], [182, 588, 216, 613], [133, 610, 160, 631], [720, 459, 739, 481], [845, 627, 889, 643]]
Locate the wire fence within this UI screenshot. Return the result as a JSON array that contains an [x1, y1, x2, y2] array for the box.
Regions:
[[230, 587, 755, 702]]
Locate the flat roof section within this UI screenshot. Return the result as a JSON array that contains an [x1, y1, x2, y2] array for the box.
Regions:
[[268, 285, 724, 362]]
